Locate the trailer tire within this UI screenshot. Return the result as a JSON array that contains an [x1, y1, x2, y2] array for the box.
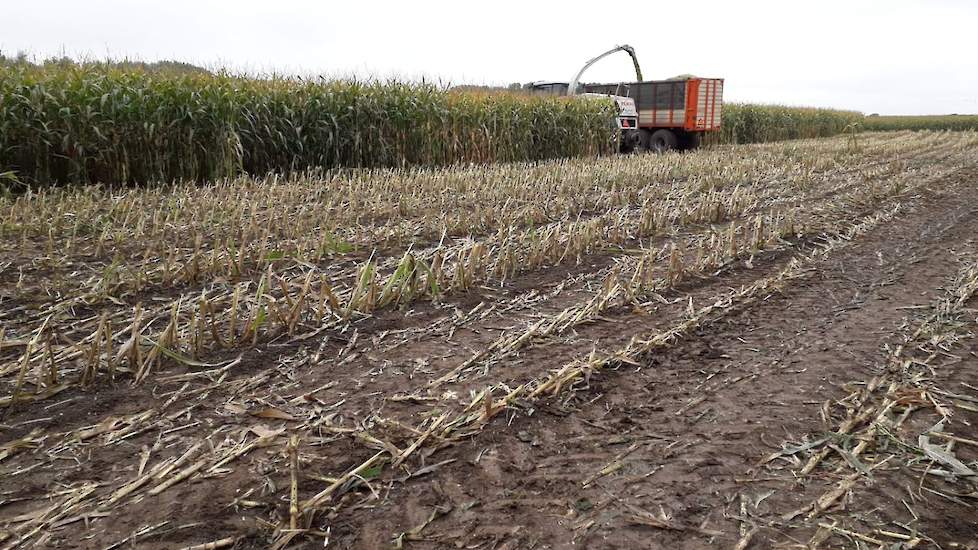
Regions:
[[649, 129, 678, 152], [634, 129, 653, 153], [681, 132, 702, 151]]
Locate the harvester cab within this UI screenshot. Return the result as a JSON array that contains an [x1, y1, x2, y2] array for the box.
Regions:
[[586, 94, 639, 130]]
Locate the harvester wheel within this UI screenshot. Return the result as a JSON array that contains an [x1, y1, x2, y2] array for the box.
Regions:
[[649, 129, 678, 152], [619, 129, 640, 154]]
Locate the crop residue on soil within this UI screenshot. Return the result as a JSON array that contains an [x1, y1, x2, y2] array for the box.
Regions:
[[2, 132, 978, 549]]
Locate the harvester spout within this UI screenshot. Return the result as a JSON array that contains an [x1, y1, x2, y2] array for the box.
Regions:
[[622, 45, 643, 82], [568, 44, 643, 95]]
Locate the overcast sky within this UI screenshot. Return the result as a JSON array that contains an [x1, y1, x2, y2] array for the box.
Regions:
[[3, 0, 976, 115]]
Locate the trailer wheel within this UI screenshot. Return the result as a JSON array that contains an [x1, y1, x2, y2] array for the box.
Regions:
[[634, 129, 653, 153], [681, 132, 702, 151], [649, 129, 678, 152]]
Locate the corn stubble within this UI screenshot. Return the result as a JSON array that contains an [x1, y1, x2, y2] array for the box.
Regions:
[[2, 131, 975, 404], [2, 131, 978, 548]]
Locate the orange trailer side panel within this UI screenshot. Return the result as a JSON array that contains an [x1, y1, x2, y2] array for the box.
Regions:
[[583, 78, 723, 132], [685, 78, 724, 131]]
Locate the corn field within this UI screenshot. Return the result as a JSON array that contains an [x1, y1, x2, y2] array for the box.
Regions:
[[0, 63, 902, 188], [864, 114, 978, 132], [2, 130, 978, 548], [714, 103, 864, 144], [0, 64, 616, 185]]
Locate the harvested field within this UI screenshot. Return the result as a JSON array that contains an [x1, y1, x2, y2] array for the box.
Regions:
[[2, 131, 978, 549]]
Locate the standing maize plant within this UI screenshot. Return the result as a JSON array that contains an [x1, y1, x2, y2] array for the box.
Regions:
[[715, 103, 864, 144], [863, 114, 978, 132], [0, 64, 617, 186]]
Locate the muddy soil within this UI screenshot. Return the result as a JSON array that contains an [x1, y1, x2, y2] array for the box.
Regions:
[[328, 169, 978, 549], [2, 146, 978, 550]]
